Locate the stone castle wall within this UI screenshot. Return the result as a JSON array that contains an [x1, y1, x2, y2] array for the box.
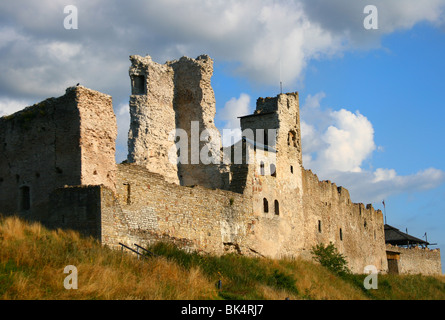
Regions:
[[105, 163, 254, 255], [386, 244, 442, 275]]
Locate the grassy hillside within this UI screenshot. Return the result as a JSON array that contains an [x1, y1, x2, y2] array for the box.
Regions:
[[0, 215, 444, 300]]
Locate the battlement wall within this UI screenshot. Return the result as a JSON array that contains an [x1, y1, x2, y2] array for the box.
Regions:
[[302, 169, 388, 273]]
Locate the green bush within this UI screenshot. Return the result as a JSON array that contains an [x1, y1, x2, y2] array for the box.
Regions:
[[311, 242, 351, 276]]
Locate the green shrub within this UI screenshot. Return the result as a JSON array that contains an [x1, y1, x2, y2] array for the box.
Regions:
[[311, 242, 351, 276]]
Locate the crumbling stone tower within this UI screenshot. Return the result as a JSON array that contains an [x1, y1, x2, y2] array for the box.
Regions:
[[127, 55, 223, 188]]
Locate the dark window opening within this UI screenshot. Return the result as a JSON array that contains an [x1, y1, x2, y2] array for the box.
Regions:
[[260, 162, 265, 176], [19, 186, 31, 211], [124, 183, 131, 205], [132, 75, 145, 95], [270, 164, 276, 177], [263, 198, 269, 213], [318, 220, 322, 233], [288, 131, 297, 148], [290, 166, 293, 174], [340, 228, 343, 241], [274, 200, 279, 215]]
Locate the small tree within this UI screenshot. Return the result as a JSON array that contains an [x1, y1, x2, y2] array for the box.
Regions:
[[311, 242, 351, 276]]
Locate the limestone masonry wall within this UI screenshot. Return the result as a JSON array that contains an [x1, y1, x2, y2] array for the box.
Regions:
[[0, 53, 441, 275], [386, 244, 441, 275]]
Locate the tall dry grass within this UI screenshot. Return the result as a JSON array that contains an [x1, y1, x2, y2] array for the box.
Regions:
[[0, 215, 217, 300], [1, 215, 444, 300]]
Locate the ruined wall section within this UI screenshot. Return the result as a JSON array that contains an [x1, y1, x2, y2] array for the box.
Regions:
[[386, 244, 442, 275], [127, 55, 179, 184], [0, 86, 116, 223], [110, 163, 254, 255], [77, 87, 117, 192], [302, 169, 388, 273], [0, 89, 81, 221]]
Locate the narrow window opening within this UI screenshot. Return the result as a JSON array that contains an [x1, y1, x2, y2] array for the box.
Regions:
[[263, 198, 269, 213], [340, 228, 343, 241], [124, 183, 131, 205], [132, 75, 145, 95], [19, 186, 31, 211], [288, 131, 297, 147], [290, 166, 293, 174], [274, 200, 279, 215], [260, 162, 265, 176], [318, 220, 322, 233], [270, 164, 276, 177]]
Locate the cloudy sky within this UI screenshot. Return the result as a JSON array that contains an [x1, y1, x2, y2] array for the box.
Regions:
[[1, 0, 444, 270]]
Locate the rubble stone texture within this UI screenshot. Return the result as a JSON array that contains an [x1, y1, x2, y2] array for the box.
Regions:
[[128, 54, 223, 188]]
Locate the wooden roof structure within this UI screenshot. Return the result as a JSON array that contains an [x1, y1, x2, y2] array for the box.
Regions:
[[384, 224, 429, 246]]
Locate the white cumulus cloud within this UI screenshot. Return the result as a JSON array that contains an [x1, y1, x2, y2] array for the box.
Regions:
[[217, 93, 252, 147], [300, 92, 445, 203]]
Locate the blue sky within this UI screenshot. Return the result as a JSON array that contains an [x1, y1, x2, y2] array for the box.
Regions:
[[0, 0, 444, 272]]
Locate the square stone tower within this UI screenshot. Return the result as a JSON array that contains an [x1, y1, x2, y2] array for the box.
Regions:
[[239, 93, 302, 189], [0, 86, 117, 222]]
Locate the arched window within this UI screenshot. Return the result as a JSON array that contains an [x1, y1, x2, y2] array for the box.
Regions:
[[318, 220, 322, 233], [274, 200, 279, 215], [270, 164, 276, 177], [263, 198, 269, 213]]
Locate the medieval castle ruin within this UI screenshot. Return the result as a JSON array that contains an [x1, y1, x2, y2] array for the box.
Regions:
[[0, 54, 441, 275]]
